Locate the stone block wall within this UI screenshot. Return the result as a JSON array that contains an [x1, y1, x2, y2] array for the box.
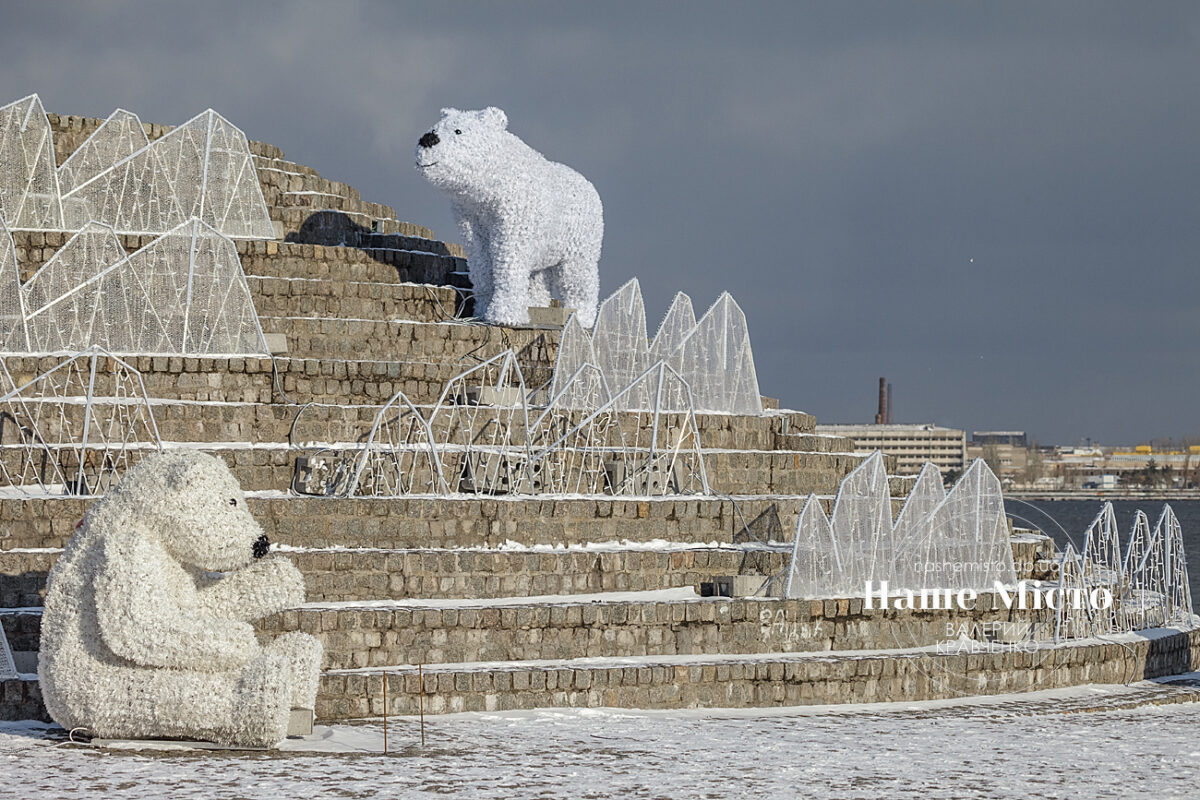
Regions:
[[287, 548, 785, 602], [316, 627, 1200, 718], [0, 496, 807, 551], [258, 593, 1058, 670]]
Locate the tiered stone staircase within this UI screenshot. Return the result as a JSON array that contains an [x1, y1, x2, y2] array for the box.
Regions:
[[2, 114, 1198, 724]]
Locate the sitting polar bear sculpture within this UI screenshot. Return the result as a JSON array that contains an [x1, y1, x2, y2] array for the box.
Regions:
[[416, 106, 603, 327], [38, 452, 321, 747]]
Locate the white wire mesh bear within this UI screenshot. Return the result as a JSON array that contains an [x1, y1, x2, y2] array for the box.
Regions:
[[38, 451, 321, 747], [416, 106, 603, 327]]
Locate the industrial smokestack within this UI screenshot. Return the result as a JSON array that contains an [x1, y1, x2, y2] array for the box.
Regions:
[[886, 382, 893, 424], [875, 377, 887, 424]]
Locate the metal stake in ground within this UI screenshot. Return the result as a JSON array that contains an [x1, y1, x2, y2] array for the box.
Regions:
[[419, 663, 426, 747]]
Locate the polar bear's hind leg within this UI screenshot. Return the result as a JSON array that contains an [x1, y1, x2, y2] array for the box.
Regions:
[[554, 256, 599, 328]]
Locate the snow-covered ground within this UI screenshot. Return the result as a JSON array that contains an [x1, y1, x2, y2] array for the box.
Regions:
[[3, 685, 1200, 799]]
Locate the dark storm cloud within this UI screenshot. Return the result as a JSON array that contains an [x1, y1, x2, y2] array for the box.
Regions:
[[2, 1, 1197, 444]]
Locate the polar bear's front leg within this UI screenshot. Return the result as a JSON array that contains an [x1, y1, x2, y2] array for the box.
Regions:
[[192, 556, 306, 622], [485, 224, 534, 327], [454, 203, 494, 319], [94, 531, 261, 671]]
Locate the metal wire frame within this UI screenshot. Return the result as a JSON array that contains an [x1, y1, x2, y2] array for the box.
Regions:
[[784, 456, 1018, 599], [783, 493, 842, 599], [1052, 504, 1195, 641], [526, 363, 613, 495], [0, 94, 274, 238], [528, 360, 710, 497], [428, 351, 536, 496], [1157, 505, 1193, 627], [548, 282, 763, 415], [344, 389, 444, 497], [0, 215, 271, 356], [1123, 510, 1167, 631], [1081, 502, 1129, 633], [338, 354, 711, 499], [0, 625, 15, 680], [0, 346, 162, 495], [1054, 544, 1096, 641]]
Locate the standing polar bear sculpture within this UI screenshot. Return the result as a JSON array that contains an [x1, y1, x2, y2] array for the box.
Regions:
[[38, 452, 321, 748], [416, 106, 603, 327]]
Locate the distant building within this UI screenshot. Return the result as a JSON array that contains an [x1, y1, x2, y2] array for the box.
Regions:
[[966, 440, 1030, 481], [816, 423, 966, 474], [971, 431, 1027, 447]]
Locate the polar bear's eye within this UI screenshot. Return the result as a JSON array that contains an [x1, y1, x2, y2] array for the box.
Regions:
[[229, 498, 237, 507], [454, 129, 462, 135]]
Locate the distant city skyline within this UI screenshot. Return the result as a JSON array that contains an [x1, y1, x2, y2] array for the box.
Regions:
[[1, 2, 1197, 443]]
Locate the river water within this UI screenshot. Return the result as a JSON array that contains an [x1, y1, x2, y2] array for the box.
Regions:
[[1005, 498, 1200, 602]]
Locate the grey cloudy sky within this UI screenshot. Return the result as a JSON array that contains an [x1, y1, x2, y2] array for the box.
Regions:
[[3, 1, 1197, 445]]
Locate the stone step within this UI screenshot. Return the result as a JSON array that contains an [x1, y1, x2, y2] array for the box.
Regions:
[[0, 492, 1052, 579], [83, 444, 864, 495], [181, 402, 816, 449], [267, 589, 1066, 670], [256, 317, 558, 364], [0, 400, 814, 461], [316, 629, 1200, 718], [240, 239, 467, 288], [776, 432, 858, 454], [0, 495, 809, 552], [275, 207, 445, 244], [5, 627, 1196, 722], [0, 354, 553, 406], [0, 587, 1057, 671], [6, 628, 1197, 723], [246, 277, 465, 324], [0, 546, 789, 607], [9, 234, 468, 292]]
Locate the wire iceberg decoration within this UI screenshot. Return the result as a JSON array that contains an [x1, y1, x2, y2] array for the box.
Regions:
[[324, 351, 708, 498], [530, 361, 709, 496], [0, 95, 61, 230], [549, 278, 762, 415], [0, 346, 162, 496], [0, 215, 268, 355], [785, 454, 1018, 598], [1051, 502, 1195, 639], [784, 460, 1197, 639], [0, 94, 274, 238]]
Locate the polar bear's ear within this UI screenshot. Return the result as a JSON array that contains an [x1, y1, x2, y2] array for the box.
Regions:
[[440, 107, 460, 118], [162, 454, 209, 492], [481, 107, 508, 130]]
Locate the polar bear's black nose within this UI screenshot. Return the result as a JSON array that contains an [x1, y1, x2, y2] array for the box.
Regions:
[[252, 534, 270, 559], [418, 131, 440, 149]]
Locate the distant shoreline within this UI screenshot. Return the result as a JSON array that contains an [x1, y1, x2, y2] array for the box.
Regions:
[[1006, 491, 1200, 501]]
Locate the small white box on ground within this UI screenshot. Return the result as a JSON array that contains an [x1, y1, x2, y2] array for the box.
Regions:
[[287, 708, 314, 737]]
